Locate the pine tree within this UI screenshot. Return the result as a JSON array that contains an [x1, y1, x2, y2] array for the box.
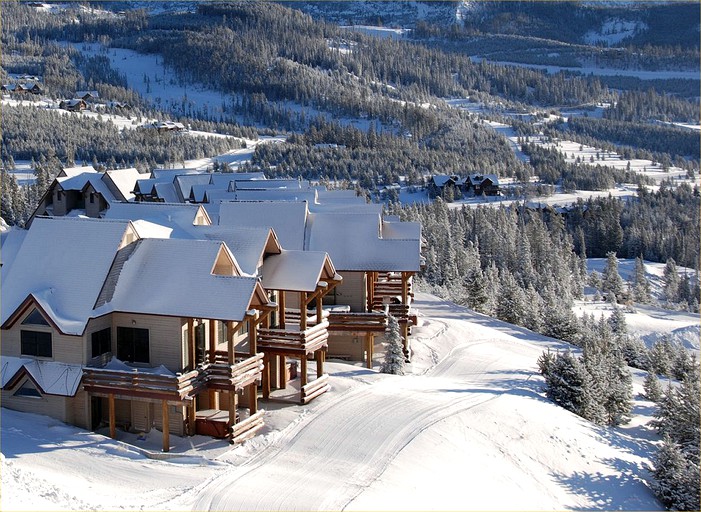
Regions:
[[602, 251, 623, 298], [632, 256, 651, 303], [380, 315, 405, 375], [663, 258, 680, 303], [643, 371, 663, 402], [652, 435, 701, 512]]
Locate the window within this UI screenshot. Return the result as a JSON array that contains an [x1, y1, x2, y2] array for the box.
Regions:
[[14, 380, 42, 398], [116, 327, 149, 363], [21, 330, 52, 357], [237, 322, 249, 336], [22, 308, 50, 326], [195, 323, 206, 364], [91, 328, 111, 358]]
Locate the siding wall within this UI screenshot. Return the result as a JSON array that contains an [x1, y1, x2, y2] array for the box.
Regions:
[[333, 271, 366, 312], [2, 309, 84, 364], [2, 377, 71, 422], [111, 313, 184, 372]]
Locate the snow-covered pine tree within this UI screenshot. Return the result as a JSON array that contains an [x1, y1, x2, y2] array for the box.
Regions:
[[380, 315, 405, 376], [602, 251, 623, 299], [643, 371, 663, 402], [652, 435, 701, 511], [632, 256, 651, 303], [663, 258, 680, 303]]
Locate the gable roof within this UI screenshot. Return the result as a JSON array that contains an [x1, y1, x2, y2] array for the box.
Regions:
[[1, 217, 133, 335], [58, 165, 97, 178], [92, 238, 263, 322], [2, 357, 83, 396], [218, 201, 308, 251], [307, 212, 421, 272], [103, 202, 210, 238], [198, 226, 281, 276], [104, 168, 142, 201], [261, 250, 338, 292]]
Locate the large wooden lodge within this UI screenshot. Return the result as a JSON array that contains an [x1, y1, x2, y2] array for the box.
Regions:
[[1, 166, 423, 451]]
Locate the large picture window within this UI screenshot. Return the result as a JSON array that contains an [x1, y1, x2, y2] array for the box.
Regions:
[[116, 327, 149, 363], [91, 328, 112, 358], [21, 330, 52, 357]]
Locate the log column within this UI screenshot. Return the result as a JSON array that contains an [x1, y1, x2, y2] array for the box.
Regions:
[[162, 400, 170, 452], [262, 353, 271, 400], [279, 291, 286, 329], [208, 320, 218, 409], [187, 318, 195, 371], [108, 393, 116, 439], [248, 383, 257, 415], [316, 350, 324, 378]]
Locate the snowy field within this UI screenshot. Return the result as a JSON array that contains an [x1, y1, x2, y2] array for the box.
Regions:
[[3, 290, 690, 511]]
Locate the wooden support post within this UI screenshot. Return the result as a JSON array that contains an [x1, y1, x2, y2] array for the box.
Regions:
[[300, 355, 308, 387], [162, 400, 170, 452], [248, 313, 257, 356], [402, 322, 410, 360], [248, 382, 257, 415], [366, 272, 373, 312], [187, 318, 195, 371], [401, 272, 410, 307], [279, 354, 286, 389], [108, 393, 116, 439], [316, 295, 323, 325], [208, 319, 217, 363], [262, 354, 271, 400], [229, 390, 238, 427], [299, 292, 307, 331], [187, 403, 196, 436], [227, 321, 235, 365], [208, 389, 218, 410], [316, 350, 324, 379], [365, 333, 374, 369], [279, 291, 286, 329]]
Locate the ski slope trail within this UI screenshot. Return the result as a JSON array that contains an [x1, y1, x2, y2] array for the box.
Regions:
[[187, 298, 545, 511]]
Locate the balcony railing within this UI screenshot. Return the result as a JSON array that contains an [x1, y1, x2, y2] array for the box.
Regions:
[[201, 353, 264, 391], [327, 311, 388, 333], [257, 320, 329, 355], [82, 366, 200, 403]]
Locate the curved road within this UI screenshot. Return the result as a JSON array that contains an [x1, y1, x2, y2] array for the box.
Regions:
[[188, 298, 544, 511]]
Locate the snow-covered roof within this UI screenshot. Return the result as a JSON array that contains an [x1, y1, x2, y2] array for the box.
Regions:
[[1, 356, 32, 387], [0, 227, 28, 275], [1, 217, 133, 335], [58, 165, 96, 178], [218, 201, 308, 251], [103, 202, 210, 238], [174, 174, 212, 202], [233, 179, 308, 190], [234, 189, 318, 203], [93, 238, 260, 322], [56, 172, 116, 203], [307, 212, 421, 271], [432, 175, 456, 187], [198, 226, 281, 276], [3, 358, 84, 396], [150, 168, 200, 179], [316, 189, 360, 201], [104, 168, 142, 201], [308, 201, 381, 214], [382, 220, 422, 240], [191, 183, 215, 203], [154, 182, 180, 203], [469, 173, 499, 185], [261, 250, 336, 292]]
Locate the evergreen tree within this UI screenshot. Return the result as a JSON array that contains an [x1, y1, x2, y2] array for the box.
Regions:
[[652, 436, 700, 512], [663, 258, 680, 303], [632, 256, 651, 303], [380, 315, 406, 375], [602, 251, 623, 298], [643, 371, 663, 402]]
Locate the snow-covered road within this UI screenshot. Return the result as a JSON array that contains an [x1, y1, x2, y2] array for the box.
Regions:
[[184, 297, 564, 511]]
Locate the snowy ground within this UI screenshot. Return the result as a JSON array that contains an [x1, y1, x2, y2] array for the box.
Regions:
[[3, 291, 685, 511]]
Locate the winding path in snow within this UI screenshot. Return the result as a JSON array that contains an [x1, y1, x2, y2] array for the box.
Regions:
[[187, 297, 549, 511]]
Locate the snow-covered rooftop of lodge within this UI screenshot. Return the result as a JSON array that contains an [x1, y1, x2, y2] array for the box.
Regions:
[[0, 227, 27, 276], [197, 226, 280, 276], [261, 249, 337, 293], [382, 219, 422, 240], [93, 238, 259, 322], [307, 212, 421, 272], [308, 201, 382, 214], [58, 165, 96, 178], [103, 202, 210, 238], [104, 168, 142, 201], [154, 182, 181, 203], [233, 188, 318, 203], [218, 201, 308, 251], [57, 172, 116, 203], [0, 217, 132, 335], [2, 357, 83, 396], [174, 174, 212, 202]]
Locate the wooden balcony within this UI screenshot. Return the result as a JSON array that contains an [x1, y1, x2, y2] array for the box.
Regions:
[[201, 352, 264, 391], [82, 366, 200, 404], [257, 320, 329, 355], [327, 311, 388, 334]]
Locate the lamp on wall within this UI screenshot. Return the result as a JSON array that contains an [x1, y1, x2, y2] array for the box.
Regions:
[[132, 320, 136, 325]]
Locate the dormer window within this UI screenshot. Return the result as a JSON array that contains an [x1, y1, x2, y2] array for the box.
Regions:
[[21, 330, 52, 357], [14, 380, 42, 398]]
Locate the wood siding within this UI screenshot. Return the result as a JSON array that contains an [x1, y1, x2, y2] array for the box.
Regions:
[[111, 313, 184, 372]]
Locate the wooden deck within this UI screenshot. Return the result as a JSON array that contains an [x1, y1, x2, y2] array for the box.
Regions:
[[82, 366, 200, 404], [327, 311, 388, 334]]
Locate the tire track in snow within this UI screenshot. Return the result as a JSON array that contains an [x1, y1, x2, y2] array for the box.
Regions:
[[188, 331, 514, 511]]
